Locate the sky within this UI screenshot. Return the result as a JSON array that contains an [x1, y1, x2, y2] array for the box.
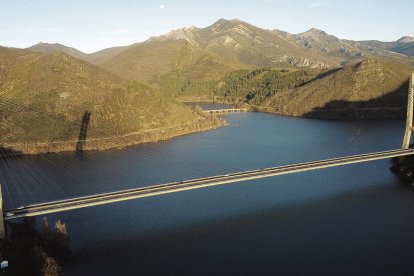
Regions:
[[0, 0, 413, 53]]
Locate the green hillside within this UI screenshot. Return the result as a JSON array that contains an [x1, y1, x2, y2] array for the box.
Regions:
[[85, 45, 130, 65], [91, 19, 413, 102], [98, 39, 246, 84], [215, 68, 317, 105], [262, 58, 412, 119], [0, 47, 222, 153]]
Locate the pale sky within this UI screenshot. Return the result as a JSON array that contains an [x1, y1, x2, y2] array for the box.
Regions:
[[0, 0, 413, 53]]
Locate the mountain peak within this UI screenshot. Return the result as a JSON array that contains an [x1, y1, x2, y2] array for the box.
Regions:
[[29, 42, 72, 52], [149, 27, 199, 45], [33, 42, 64, 47], [397, 36, 414, 43], [213, 18, 241, 25], [210, 18, 249, 30], [27, 42, 88, 59], [301, 28, 327, 36]]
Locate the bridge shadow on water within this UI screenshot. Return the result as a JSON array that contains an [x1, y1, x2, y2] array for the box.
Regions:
[[76, 111, 91, 153], [0, 146, 23, 159]]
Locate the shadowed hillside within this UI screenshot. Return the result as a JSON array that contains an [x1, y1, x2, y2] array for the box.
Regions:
[[262, 58, 412, 119], [19, 19, 414, 121], [0, 47, 224, 154], [214, 68, 319, 105]]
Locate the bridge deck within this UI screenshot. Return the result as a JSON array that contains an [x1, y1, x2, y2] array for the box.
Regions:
[[4, 148, 414, 220], [203, 108, 247, 114]]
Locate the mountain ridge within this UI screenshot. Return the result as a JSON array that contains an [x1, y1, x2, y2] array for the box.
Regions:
[[27, 42, 90, 61], [25, 18, 414, 69]]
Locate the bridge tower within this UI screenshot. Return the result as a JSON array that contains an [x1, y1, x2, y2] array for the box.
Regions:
[[403, 72, 414, 149], [0, 185, 5, 239]]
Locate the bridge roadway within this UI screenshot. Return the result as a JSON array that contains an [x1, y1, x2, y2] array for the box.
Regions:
[[4, 148, 414, 220]]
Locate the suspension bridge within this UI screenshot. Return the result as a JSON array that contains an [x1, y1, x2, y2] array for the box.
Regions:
[[0, 73, 413, 239]]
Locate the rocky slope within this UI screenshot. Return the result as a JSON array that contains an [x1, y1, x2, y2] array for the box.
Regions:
[[214, 67, 318, 105], [151, 19, 332, 69], [149, 19, 413, 68]]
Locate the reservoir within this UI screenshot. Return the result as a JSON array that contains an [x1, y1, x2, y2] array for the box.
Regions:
[[1, 110, 414, 275]]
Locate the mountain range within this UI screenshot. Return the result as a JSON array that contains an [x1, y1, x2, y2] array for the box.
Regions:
[[25, 18, 414, 102], [27, 18, 414, 72], [262, 58, 412, 119], [1, 18, 414, 153]]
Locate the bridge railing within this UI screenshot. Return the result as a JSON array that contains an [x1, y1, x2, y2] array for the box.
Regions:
[[202, 108, 249, 114]]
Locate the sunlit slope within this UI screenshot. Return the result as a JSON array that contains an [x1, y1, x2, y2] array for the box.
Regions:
[[98, 39, 246, 83], [0, 47, 218, 148]]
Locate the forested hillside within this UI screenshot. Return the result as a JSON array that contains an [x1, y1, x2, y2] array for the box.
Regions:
[[262, 59, 412, 119], [0, 47, 224, 153]]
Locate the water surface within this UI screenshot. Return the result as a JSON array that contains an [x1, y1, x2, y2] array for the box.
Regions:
[[1, 112, 413, 275]]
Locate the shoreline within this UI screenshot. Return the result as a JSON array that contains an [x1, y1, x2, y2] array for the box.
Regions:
[[254, 106, 405, 121], [1, 117, 227, 156], [2, 104, 405, 157]]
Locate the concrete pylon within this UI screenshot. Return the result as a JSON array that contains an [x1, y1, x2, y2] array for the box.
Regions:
[[0, 185, 5, 239], [402, 72, 414, 149]]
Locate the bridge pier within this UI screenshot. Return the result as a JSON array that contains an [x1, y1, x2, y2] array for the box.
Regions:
[[403, 72, 414, 149], [0, 185, 5, 239]]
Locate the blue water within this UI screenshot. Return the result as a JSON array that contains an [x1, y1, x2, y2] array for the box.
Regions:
[[1, 112, 414, 275]]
